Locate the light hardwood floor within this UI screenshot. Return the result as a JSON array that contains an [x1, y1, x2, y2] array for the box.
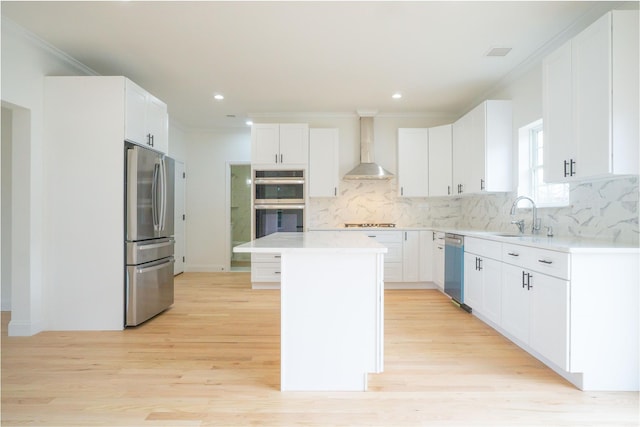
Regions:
[[1, 272, 638, 426]]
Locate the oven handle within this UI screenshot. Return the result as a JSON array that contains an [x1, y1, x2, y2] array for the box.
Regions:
[[254, 204, 306, 210], [254, 179, 305, 185]]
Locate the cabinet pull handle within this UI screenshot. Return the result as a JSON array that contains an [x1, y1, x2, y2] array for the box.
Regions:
[[334, 187, 337, 196], [367, 235, 376, 238], [570, 159, 576, 177], [275, 271, 281, 274], [280, 154, 283, 163], [563, 160, 569, 177], [478, 257, 482, 271], [522, 270, 526, 287], [275, 154, 278, 163], [401, 187, 404, 196], [480, 179, 485, 190], [538, 259, 552, 264], [404, 232, 407, 241], [508, 252, 519, 257], [447, 185, 451, 195], [274, 255, 281, 259]]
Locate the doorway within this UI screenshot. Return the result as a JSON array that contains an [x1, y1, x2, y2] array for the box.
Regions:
[[229, 163, 251, 271]]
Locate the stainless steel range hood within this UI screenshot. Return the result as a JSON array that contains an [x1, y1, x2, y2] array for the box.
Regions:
[[343, 116, 394, 180]]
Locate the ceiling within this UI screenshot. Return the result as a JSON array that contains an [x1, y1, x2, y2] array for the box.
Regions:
[[1, 1, 625, 129]]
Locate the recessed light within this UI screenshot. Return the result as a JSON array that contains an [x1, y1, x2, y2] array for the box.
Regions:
[[214, 94, 224, 100], [486, 47, 512, 57], [392, 93, 402, 99], [245, 120, 253, 126]]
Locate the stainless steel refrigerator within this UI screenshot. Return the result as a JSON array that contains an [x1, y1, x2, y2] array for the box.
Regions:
[[125, 142, 175, 326]]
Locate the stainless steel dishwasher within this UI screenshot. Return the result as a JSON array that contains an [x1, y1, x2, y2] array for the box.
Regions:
[[444, 233, 471, 313]]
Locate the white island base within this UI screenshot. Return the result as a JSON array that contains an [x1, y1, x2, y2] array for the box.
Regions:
[[234, 232, 386, 391]]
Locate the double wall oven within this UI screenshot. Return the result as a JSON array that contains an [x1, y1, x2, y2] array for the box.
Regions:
[[254, 170, 305, 239]]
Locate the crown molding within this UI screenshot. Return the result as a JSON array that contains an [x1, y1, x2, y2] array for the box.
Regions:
[[2, 16, 99, 77]]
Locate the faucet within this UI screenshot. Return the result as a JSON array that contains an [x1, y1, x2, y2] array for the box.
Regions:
[[510, 196, 541, 234]]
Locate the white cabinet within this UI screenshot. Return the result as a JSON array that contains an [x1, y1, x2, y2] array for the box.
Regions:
[[418, 230, 433, 282], [432, 232, 445, 291], [124, 79, 168, 154], [428, 124, 453, 197], [464, 236, 502, 325], [543, 10, 639, 182], [365, 231, 403, 282], [250, 253, 282, 288], [252, 123, 309, 167], [501, 244, 570, 371], [309, 128, 339, 197], [397, 128, 429, 197], [402, 231, 420, 282], [452, 100, 512, 195]]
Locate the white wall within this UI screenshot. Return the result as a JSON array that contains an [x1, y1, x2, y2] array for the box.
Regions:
[[1, 107, 13, 311], [1, 18, 96, 335], [185, 128, 251, 271]]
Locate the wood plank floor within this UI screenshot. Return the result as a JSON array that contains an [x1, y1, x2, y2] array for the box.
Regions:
[[1, 272, 638, 426]]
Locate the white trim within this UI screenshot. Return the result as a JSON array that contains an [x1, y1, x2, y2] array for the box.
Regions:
[[2, 16, 99, 77]]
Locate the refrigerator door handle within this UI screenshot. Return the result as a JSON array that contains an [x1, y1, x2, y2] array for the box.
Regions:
[[160, 157, 167, 231], [136, 257, 175, 274], [152, 162, 160, 230]]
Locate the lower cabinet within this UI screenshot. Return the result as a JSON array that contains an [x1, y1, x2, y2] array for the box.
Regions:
[[463, 237, 502, 325], [433, 232, 445, 291], [251, 253, 282, 288], [501, 262, 569, 370]]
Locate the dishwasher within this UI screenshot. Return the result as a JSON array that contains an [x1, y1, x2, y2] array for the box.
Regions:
[[444, 233, 471, 313]]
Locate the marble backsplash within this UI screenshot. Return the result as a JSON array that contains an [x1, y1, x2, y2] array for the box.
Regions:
[[308, 176, 639, 244]]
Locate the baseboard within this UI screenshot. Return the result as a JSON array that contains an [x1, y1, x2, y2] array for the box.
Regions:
[[8, 318, 44, 336], [185, 264, 226, 273], [384, 281, 436, 290]]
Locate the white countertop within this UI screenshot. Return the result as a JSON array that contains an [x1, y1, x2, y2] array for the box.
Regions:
[[307, 227, 639, 254], [233, 231, 388, 254]]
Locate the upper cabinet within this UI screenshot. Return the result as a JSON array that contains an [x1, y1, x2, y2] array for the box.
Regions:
[[543, 10, 639, 182], [428, 124, 453, 197], [252, 123, 309, 168], [398, 128, 429, 197], [452, 100, 513, 195], [124, 79, 168, 154], [309, 128, 339, 197]]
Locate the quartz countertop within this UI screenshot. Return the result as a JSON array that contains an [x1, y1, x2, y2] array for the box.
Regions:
[[233, 231, 388, 254], [306, 227, 638, 254]]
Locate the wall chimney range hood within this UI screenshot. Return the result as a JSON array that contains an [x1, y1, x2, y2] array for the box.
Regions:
[[343, 114, 394, 180]]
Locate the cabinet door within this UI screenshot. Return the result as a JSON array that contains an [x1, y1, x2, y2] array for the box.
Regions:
[[397, 128, 429, 197], [146, 95, 168, 154], [428, 124, 452, 197], [482, 257, 502, 325], [463, 252, 482, 311], [433, 238, 445, 291], [530, 273, 569, 370], [572, 13, 611, 178], [543, 40, 574, 183], [468, 103, 486, 193], [309, 128, 339, 197], [279, 124, 309, 165], [452, 112, 472, 194], [124, 79, 148, 145], [501, 263, 531, 344], [252, 124, 280, 165], [418, 230, 433, 282], [402, 231, 420, 282]]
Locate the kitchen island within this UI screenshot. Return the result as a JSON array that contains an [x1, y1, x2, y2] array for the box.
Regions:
[[234, 231, 387, 391]]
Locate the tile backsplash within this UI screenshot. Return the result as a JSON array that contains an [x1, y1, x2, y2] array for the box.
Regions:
[[308, 176, 639, 244]]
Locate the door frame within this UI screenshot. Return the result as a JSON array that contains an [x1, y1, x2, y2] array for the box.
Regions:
[[225, 161, 251, 272]]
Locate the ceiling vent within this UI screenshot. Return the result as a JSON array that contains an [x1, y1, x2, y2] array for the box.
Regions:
[[486, 47, 512, 57]]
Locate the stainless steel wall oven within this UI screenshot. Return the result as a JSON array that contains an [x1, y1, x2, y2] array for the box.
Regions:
[[254, 170, 305, 239]]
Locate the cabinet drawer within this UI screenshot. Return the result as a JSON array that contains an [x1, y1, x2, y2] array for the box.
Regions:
[[251, 253, 282, 263], [363, 230, 403, 243], [251, 262, 282, 282], [465, 237, 502, 260], [502, 243, 570, 280]]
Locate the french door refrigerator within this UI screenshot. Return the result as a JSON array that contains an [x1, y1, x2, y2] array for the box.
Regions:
[[125, 142, 175, 326]]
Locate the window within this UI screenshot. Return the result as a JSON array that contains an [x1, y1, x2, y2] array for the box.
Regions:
[[518, 120, 569, 207]]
